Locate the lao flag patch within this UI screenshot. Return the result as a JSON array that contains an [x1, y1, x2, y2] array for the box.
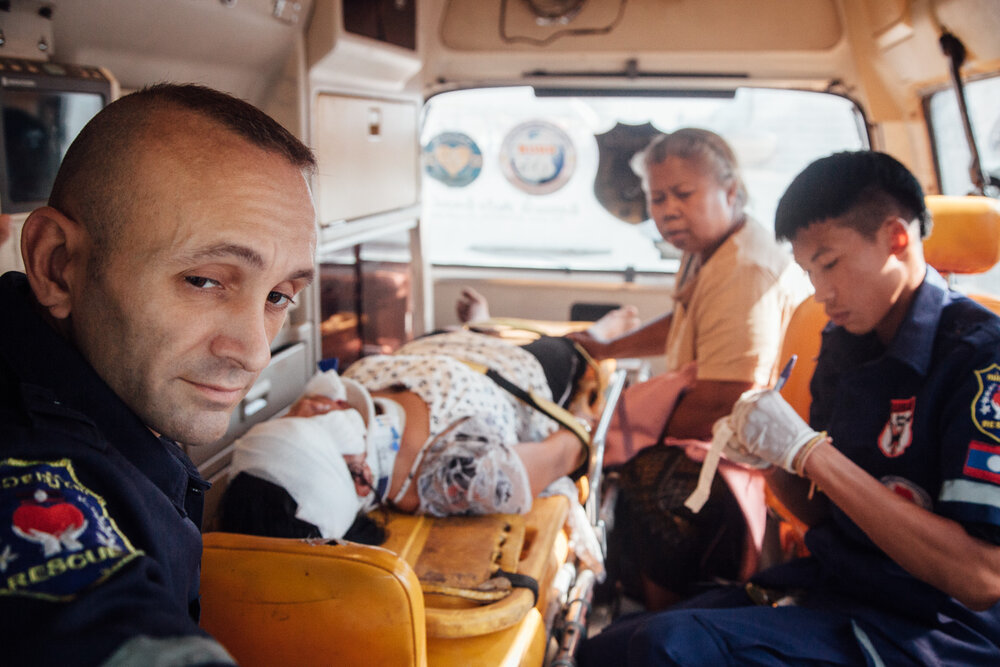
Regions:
[[963, 441, 1000, 485], [0, 458, 140, 600]]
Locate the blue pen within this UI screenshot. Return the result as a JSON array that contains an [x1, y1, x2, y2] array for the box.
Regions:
[[774, 354, 797, 391]]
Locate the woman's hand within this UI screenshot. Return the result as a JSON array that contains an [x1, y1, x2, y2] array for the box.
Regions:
[[566, 329, 604, 358], [284, 394, 350, 418]]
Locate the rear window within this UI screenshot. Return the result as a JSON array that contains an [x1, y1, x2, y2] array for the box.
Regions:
[[420, 86, 867, 273], [926, 75, 1000, 296], [927, 75, 1000, 197]]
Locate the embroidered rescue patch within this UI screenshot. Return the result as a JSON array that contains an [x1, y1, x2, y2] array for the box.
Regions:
[[0, 458, 139, 600], [877, 397, 915, 457], [963, 441, 1000, 485], [973, 364, 1000, 443]]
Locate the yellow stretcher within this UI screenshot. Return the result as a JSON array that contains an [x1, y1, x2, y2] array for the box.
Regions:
[[199, 322, 629, 667]]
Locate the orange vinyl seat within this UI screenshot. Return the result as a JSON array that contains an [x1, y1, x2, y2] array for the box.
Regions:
[[923, 195, 1000, 316], [200, 533, 428, 667], [777, 295, 827, 423], [923, 195, 1000, 278]]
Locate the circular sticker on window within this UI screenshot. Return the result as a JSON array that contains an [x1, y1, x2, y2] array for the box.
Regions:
[[423, 132, 483, 188], [500, 121, 576, 195]]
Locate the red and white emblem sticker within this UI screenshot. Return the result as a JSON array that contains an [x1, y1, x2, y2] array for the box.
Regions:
[[881, 475, 931, 509], [878, 397, 916, 457]]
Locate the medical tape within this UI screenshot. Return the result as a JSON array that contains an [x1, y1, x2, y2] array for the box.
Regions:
[[686, 358, 798, 512], [683, 419, 729, 513]]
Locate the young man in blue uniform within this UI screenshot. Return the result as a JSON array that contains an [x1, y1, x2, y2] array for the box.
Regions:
[[0, 84, 317, 665], [578, 151, 1000, 664]]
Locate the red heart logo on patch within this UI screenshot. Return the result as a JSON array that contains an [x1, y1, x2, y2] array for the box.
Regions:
[[13, 502, 86, 537]]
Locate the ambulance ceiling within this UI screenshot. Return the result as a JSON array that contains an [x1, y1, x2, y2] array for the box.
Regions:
[[16, 0, 312, 102], [423, 0, 852, 89], [440, 0, 843, 53]]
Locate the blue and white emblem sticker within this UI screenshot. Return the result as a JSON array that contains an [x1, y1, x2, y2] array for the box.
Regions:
[[0, 458, 140, 600], [972, 363, 1000, 443], [423, 132, 483, 188]]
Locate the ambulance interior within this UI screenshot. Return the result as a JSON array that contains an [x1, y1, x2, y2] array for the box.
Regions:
[[1, 0, 999, 665]]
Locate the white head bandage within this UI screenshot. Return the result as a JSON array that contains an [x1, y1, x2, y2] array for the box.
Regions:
[[230, 415, 363, 539]]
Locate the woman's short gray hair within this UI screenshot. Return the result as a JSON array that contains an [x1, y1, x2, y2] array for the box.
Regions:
[[632, 127, 748, 214]]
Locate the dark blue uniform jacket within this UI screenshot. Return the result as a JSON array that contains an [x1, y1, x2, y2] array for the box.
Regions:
[[758, 267, 1000, 659], [0, 271, 230, 665]]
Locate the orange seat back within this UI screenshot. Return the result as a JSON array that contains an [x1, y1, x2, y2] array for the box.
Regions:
[[200, 532, 427, 667], [777, 295, 827, 422], [923, 195, 1000, 276], [924, 195, 1000, 317]]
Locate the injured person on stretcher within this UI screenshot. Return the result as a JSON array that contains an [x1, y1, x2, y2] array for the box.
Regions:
[[217, 325, 629, 574]]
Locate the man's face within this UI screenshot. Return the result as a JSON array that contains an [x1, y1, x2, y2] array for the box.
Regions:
[[791, 216, 907, 342], [68, 126, 316, 446]]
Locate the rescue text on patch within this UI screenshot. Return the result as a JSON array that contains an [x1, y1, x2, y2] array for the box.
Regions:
[[4, 545, 124, 593]]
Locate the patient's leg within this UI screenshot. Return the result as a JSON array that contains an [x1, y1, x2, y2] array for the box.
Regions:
[[586, 305, 640, 340], [457, 287, 491, 323], [414, 419, 585, 515], [456, 286, 640, 340]]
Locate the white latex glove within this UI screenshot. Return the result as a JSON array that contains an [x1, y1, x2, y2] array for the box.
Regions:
[[712, 416, 771, 470], [729, 389, 823, 474]]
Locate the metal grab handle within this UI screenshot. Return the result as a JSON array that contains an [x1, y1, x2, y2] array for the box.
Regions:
[[241, 379, 272, 419]]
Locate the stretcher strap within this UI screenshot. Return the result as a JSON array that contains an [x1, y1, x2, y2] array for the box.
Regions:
[[419, 570, 539, 606], [461, 360, 592, 480], [683, 426, 726, 513], [497, 569, 539, 606], [462, 361, 591, 446]]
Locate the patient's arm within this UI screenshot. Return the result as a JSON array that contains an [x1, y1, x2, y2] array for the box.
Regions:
[[516, 428, 588, 497], [568, 312, 673, 360], [284, 394, 349, 417], [665, 378, 752, 440]]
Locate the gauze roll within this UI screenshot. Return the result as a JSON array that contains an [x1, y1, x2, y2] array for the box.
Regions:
[[303, 369, 349, 402]]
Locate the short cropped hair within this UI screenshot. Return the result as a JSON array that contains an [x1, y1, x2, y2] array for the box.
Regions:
[[47, 83, 316, 262], [633, 128, 749, 216], [774, 151, 931, 242]]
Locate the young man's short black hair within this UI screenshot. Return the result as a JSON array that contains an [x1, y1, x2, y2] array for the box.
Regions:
[[774, 150, 931, 242]]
